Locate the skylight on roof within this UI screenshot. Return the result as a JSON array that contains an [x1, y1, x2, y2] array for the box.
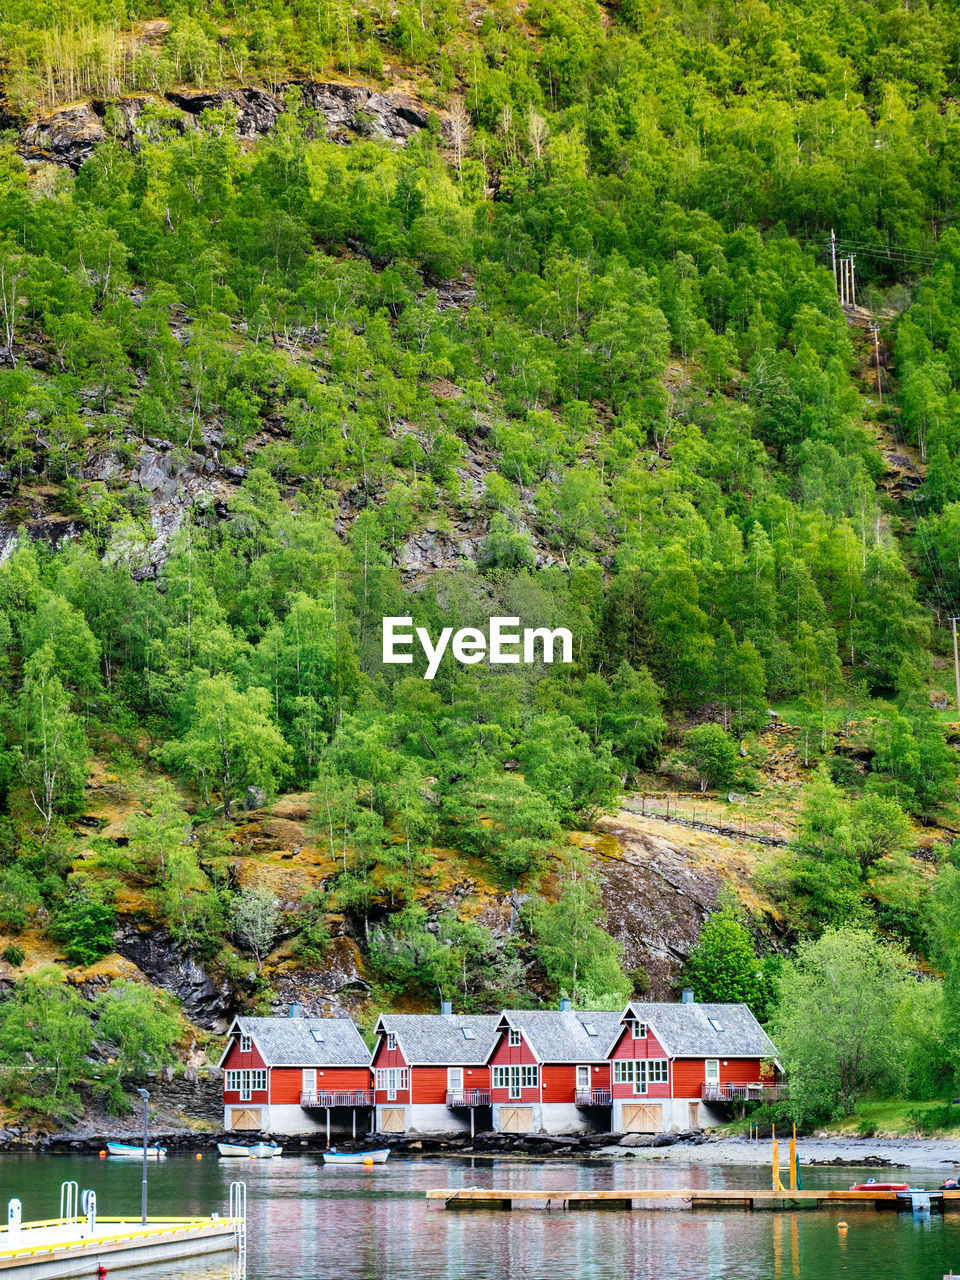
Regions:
[[582, 1022, 598, 1036], [461, 1027, 476, 1040], [708, 1018, 724, 1032], [311, 1029, 325, 1042]]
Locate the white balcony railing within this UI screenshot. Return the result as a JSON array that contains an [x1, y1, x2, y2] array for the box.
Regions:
[[446, 1089, 491, 1108], [701, 1082, 783, 1103], [575, 1088, 612, 1107], [300, 1090, 375, 1108]]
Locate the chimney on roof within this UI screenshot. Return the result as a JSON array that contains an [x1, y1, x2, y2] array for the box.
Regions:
[[681, 988, 694, 1004], [559, 998, 572, 1012], [288, 1003, 301, 1018], [441, 999, 452, 1016]]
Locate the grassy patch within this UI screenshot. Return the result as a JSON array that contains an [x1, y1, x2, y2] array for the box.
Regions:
[[827, 1099, 960, 1137]]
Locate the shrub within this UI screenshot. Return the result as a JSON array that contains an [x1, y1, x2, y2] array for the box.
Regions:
[[2, 945, 24, 966]]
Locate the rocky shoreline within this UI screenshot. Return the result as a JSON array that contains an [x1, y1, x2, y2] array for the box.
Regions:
[[4, 1128, 960, 1170]]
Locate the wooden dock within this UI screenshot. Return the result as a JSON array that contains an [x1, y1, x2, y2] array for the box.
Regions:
[[427, 1187, 960, 1213]]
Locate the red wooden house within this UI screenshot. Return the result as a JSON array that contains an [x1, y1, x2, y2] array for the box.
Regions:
[[219, 1014, 372, 1138], [485, 1007, 622, 1134], [609, 998, 781, 1133], [371, 1008, 500, 1135]]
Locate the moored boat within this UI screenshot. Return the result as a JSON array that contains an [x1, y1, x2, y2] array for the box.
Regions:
[[217, 1142, 283, 1158], [106, 1142, 167, 1159], [322, 1148, 390, 1165], [848, 1181, 911, 1192]]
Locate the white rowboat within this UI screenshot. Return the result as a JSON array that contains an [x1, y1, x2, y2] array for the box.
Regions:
[[217, 1142, 283, 1158], [322, 1148, 389, 1165]]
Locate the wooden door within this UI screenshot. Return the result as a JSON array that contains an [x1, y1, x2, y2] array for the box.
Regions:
[[621, 1103, 662, 1133], [688, 1102, 700, 1129], [230, 1108, 262, 1130], [380, 1107, 406, 1133], [499, 1106, 534, 1133], [302, 1069, 317, 1096]]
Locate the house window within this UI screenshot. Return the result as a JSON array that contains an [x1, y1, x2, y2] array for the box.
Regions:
[[226, 1069, 266, 1100], [613, 1060, 668, 1094], [582, 1022, 598, 1037], [375, 1068, 409, 1098], [240, 1033, 252, 1053], [461, 1027, 476, 1040], [311, 1029, 324, 1043], [493, 1065, 537, 1096], [705, 1059, 720, 1084], [386, 1033, 396, 1051], [707, 1018, 724, 1033], [630, 1021, 647, 1039], [508, 1029, 521, 1047]]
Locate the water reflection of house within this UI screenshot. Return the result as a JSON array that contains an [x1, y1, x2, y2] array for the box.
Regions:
[[220, 1010, 373, 1137], [371, 1003, 499, 1135], [486, 1003, 622, 1134]]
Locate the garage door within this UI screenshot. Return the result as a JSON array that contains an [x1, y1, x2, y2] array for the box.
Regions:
[[499, 1107, 534, 1133], [622, 1103, 663, 1133], [230, 1108, 262, 1130], [380, 1107, 407, 1133]]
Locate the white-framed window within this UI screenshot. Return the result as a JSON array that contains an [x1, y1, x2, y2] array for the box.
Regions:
[[492, 1065, 538, 1096], [613, 1059, 668, 1094], [576, 1065, 591, 1090], [386, 1033, 396, 1051], [226, 1069, 266, 1099], [508, 1029, 521, 1047], [375, 1067, 409, 1099], [705, 1059, 720, 1084], [448, 1067, 463, 1092], [302, 1069, 317, 1094], [240, 1033, 252, 1052], [630, 1021, 647, 1040]]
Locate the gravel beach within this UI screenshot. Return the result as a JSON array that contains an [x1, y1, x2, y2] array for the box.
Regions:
[[616, 1136, 960, 1169]]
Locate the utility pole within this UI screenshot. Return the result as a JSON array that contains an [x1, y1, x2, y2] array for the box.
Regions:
[[871, 325, 883, 404], [951, 617, 960, 725], [831, 228, 837, 291], [850, 254, 855, 306]]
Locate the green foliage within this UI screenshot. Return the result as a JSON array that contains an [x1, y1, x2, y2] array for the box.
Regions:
[[527, 851, 630, 1004], [771, 928, 915, 1124], [50, 891, 116, 967], [681, 725, 740, 794], [0, 969, 93, 1115], [94, 981, 182, 1112], [683, 905, 775, 1021], [2, 944, 24, 966]]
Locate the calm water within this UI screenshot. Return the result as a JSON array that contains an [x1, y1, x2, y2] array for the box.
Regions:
[[0, 1152, 957, 1279]]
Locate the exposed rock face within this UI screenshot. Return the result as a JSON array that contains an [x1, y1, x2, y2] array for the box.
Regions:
[[21, 102, 109, 167], [19, 81, 442, 170], [113, 922, 234, 1029]]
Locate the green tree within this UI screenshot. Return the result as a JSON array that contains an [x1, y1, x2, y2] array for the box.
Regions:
[[0, 969, 93, 1114], [158, 677, 292, 817], [50, 890, 116, 966], [94, 981, 181, 1111], [527, 851, 629, 1004], [683, 904, 773, 1020], [9, 645, 87, 837], [771, 927, 912, 1123], [681, 724, 739, 793]]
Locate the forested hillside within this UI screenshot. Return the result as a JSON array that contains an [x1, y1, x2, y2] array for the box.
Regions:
[[0, 0, 959, 1128]]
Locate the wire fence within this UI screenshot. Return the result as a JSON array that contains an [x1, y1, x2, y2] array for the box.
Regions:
[[622, 797, 789, 848]]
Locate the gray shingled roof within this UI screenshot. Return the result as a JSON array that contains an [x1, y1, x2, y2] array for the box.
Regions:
[[624, 1002, 778, 1059], [375, 1014, 501, 1065], [222, 1016, 370, 1067], [491, 1011, 624, 1063]]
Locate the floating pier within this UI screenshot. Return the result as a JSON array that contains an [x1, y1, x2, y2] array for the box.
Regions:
[[427, 1187, 960, 1213], [0, 1180, 246, 1278]]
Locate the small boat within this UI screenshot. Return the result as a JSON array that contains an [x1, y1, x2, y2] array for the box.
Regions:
[[217, 1142, 283, 1158], [848, 1180, 910, 1192], [107, 1142, 167, 1159], [322, 1148, 390, 1165]]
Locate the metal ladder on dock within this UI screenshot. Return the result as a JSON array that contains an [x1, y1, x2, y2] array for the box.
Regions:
[[59, 1181, 78, 1225], [229, 1181, 247, 1267]]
